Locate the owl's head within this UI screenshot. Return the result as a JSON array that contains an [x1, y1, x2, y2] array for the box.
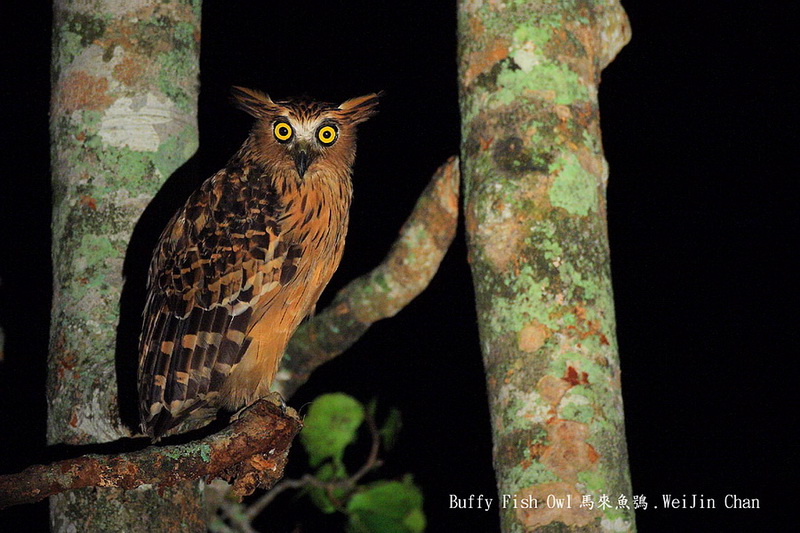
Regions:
[[231, 86, 380, 179]]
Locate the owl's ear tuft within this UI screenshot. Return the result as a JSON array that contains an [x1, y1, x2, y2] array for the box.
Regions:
[[231, 86, 277, 118], [338, 91, 383, 125]]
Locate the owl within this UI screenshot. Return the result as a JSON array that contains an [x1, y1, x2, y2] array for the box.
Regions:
[[138, 87, 380, 439]]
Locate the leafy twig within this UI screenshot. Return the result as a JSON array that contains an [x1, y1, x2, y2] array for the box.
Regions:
[[246, 406, 384, 520]]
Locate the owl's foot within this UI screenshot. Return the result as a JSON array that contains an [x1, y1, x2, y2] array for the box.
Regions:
[[230, 391, 288, 422], [262, 390, 288, 413]]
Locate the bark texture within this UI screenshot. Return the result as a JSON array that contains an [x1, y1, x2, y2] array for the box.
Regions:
[[49, 0, 201, 530], [0, 400, 301, 509], [458, 1, 633, 531]]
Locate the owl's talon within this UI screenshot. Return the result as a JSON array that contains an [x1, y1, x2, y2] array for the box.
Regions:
[[264, 391, 288, 415], [230, 405, 247, 422]]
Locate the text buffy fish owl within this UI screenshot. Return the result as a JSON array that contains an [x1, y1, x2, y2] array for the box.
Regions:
[[138, 87, 380, 439]]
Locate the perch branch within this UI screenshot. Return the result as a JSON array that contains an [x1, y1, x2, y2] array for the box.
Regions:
[[277, 156, 460, 397], [0, 399, 301, 509]]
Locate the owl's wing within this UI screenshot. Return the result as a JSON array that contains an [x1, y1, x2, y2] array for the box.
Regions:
[[138, 167, 300, 438]]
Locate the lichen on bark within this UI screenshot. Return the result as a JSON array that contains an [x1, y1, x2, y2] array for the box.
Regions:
[[49, 0, 202, 531], [458, 1, 634, 531]]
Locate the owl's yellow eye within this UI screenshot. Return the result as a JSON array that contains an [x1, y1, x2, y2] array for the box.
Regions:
[[317, 125, 338, 145], [273, 121, 293, 142]]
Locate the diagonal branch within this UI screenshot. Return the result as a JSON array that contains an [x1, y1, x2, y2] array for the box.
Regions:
[[277, 156, 460, 398], [0, 399, 301, 509]]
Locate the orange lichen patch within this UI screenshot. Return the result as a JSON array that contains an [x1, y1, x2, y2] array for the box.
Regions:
[[479, 205, 525, 272], [96, 4, 172, 56], [468, 16, 484, 36], [485, 219, 523, 271], [55, 71, 113, 113], [479, 135, 494, 151], [517, 89, 557, 103], [97, 23, 137, 57], [515, 482, 600, 529], [563, 365, 589, 387], [537, 374, 571, 408], [547, 20, 597, 86], [60, 353, 77, 370], [113, 54, 146, 86], [463, 39, 510, 87], [433, 157, 460, 215], [540, 419, 599, 482], [69, 410, 79, 428], [519, 320, 550, 353], [528, 441, 547, 461], [562, 304, 611, 346], [572, 23, 598, 63], [571, 101, 595, 132], [56, 352, 78, 380], [576, 145, 604, 176], [79, 195, 97, 210], [554, 104, 572, 122]]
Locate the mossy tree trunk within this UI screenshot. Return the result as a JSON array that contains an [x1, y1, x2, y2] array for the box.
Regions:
[[458, 1, 634, 531], [49, 0, 202, 530]]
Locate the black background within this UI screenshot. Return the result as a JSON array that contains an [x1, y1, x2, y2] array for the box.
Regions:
[[0, 1, 793, 531]]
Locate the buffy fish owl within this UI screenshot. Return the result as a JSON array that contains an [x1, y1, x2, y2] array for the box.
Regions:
[[138, 87, 380, 439]]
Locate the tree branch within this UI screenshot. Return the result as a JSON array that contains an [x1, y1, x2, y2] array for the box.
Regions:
[[0, 399, 301, 509], [276, 156, 461, 398]]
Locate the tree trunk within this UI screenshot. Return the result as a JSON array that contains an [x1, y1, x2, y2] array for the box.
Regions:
[[49, 1, 202, 530], [458, 1, 634, 531]]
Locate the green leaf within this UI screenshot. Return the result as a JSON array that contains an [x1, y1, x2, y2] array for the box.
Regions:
[[300, 393, 365, 468], [379, 408, 402, 451], [306, 462, 348, 514], [346, 477, 426, 533]]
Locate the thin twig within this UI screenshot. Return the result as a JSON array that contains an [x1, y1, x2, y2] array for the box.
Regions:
[[219, 499, 259, 533], [349, 408, 382, 486], [245, 475, 313, 520]]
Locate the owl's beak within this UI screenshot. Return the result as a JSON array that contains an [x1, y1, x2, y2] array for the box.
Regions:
[[293, 148, 313, 178], [294, 150, 310, 177]]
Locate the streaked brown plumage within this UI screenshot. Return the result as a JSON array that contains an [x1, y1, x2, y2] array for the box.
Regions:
[[138, 87, 379, 439]]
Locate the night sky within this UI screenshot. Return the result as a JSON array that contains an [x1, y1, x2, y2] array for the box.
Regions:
[[0, 1, 792, 531]]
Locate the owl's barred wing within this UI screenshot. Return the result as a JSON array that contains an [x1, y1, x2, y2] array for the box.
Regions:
[[138, 165, 300, 438]]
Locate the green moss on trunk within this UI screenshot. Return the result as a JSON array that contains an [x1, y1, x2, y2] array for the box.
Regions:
[[49, 1, 202, 530], [458, 1, 633, 531]]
